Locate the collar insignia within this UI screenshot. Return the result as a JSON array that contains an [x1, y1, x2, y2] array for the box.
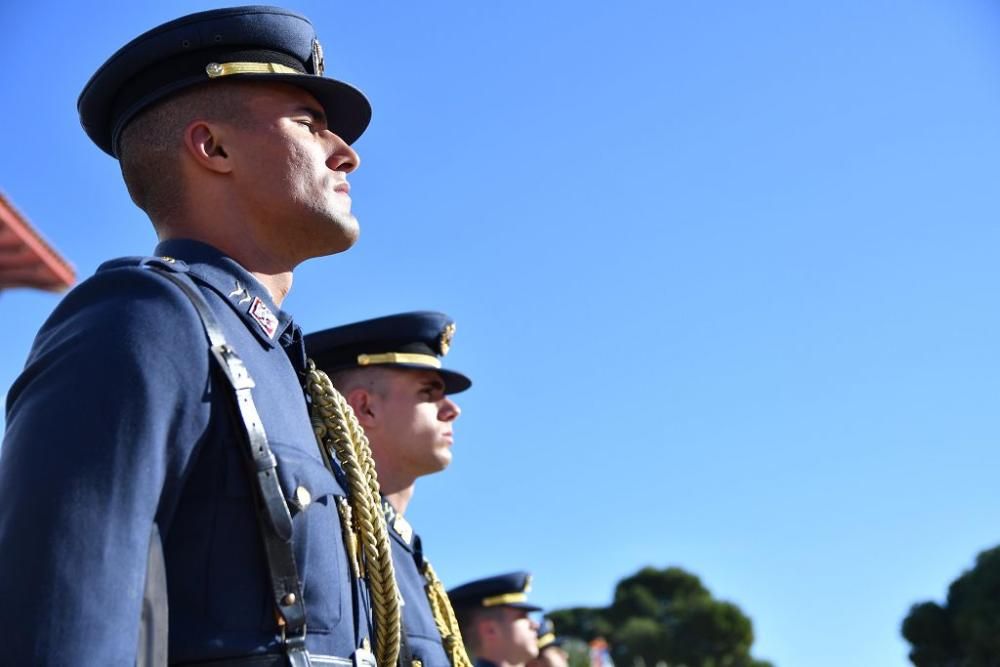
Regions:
[[228, 281, 252, 305], [382, 499, 413, 545], [311, 38, 325, 77], [393, 514, 413, 545], [249, 296, 278, 339], [439, 322, 456, 356]]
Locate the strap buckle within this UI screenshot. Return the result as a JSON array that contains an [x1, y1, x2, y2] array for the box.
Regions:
[[352, 647, 377, 667], [281, 623, 312, 667], [212, 344, 256, 390]]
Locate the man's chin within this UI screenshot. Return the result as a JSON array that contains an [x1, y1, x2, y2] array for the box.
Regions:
[[433, 450, 453, 471], [311, 217, 360, 257]]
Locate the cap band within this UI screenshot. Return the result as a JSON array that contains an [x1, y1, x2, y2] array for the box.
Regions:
[[357, 352, 442, 369], [482, 592, 528, 607], [205, 61, 302, 78]]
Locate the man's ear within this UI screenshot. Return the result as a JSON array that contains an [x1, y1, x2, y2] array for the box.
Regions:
[[183, 120, 233, 174], [478, 617, 499, 642], [345, 387, 378, 428]]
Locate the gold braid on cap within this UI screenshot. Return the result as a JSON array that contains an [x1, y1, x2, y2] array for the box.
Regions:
[[422, 560, 473, 667], [305, 361, 401, 667]]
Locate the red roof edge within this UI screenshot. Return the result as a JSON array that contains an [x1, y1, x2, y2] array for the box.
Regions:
[[0, 190, 76, 292]]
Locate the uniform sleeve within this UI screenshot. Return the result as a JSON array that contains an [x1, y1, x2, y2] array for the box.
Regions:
[[0, 266, 213, 665]]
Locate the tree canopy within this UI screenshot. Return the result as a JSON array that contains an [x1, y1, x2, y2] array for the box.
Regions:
[[547, 565, 773, 667], [901, 545, 1000, 666]]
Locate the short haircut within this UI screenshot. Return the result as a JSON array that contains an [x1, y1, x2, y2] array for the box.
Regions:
[[117, 80, 253, 222], [328, 365, 392, 396]]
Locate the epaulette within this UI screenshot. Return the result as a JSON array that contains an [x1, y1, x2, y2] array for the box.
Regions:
[[96, 255, 190, 273]]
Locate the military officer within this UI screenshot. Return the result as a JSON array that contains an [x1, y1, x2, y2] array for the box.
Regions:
[[449, 572, 542, 667], [306, 312, 471, 667], [0, 6, 392, 665], [527, 620, 570, 667]]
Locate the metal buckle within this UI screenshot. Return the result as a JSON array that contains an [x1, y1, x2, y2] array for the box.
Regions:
[[352, 646, 377, 667], [281, 624, 312, 667]]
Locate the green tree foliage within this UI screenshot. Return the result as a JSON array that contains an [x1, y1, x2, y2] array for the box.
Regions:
[[548, 566, 774, 667], [902, 545, 1000, 666], [548, 606, 614, 642]]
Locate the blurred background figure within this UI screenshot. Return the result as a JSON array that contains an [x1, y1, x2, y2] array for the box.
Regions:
[[588, 638, 614, 667], [527, 619, 569, 667]]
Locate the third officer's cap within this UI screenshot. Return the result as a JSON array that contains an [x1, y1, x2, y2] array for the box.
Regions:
[[79, 5, 371, 157], [536, 618, 564, 650], [448, 571, 542, 613]]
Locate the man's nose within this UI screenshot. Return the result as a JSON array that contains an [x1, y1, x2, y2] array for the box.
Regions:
[[325, 131, 360, 172], [440, 397, 461, 421]]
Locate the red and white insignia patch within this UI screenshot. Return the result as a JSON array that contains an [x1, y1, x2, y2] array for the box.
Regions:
[[248, 296, 278, 339]]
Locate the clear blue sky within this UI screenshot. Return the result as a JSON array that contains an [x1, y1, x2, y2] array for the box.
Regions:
[[3, 2, 1000, 665]]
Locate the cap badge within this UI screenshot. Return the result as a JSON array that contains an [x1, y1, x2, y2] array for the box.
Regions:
[[439, 322, 456, 356], [249, 296, 279, 339], [311, 38, 325, 76]]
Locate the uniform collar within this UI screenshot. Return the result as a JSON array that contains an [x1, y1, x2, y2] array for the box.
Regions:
[[153, 239, 294, 348]]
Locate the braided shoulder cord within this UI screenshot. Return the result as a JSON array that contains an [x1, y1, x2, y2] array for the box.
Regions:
[[305, 361, 401, 667], [422, 560, 473, 667]]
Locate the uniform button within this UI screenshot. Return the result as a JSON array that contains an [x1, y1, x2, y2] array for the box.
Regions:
[[282, 593, 297, 606], [295, 485, 311, 509]]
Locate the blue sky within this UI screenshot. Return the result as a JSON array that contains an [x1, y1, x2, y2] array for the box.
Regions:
[[3, 2, 1000, 665]]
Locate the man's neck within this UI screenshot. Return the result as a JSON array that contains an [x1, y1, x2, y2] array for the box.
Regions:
[[249, 270, 293, 306], [156, 229, 295, 306], [385, 485, 415, 515]]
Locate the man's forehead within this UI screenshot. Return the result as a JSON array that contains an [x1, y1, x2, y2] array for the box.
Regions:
[[222, 79, 324, 111]]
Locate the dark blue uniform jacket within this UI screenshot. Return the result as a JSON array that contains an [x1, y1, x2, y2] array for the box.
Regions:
[[383, 502, 450, 667], [0, 239, 368, 665]]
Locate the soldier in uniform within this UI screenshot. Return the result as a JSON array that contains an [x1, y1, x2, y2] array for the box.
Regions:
[[305, 312, 472, 667], [527, 620, 570, 667], [449, 572, 542, 667], [0, 6, 397, 666]]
